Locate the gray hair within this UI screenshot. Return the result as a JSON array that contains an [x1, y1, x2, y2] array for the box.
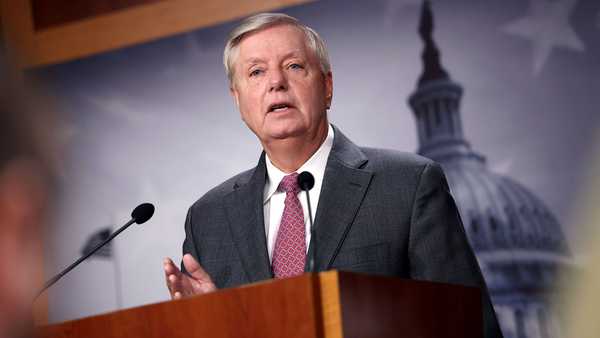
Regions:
[[223, 13, 331, 84]]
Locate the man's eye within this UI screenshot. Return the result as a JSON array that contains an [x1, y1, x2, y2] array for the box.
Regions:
[[249, 69, 263, 77], [289, 63, 303, 70]]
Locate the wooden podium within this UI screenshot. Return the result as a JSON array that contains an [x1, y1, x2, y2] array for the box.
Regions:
[[38, 271, 482, 338]]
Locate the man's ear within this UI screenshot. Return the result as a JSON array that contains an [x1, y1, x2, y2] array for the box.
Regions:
[[324, 71, 333, 109], [229, 82, 240, 110]]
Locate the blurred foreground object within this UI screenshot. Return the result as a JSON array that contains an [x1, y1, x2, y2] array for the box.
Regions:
[[0, 57, 58, 338], [559, 133, 600, 338]]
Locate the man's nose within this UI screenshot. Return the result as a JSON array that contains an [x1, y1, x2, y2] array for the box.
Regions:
[[268, 69, 288, 92]]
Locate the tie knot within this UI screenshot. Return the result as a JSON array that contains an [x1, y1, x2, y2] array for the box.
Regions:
[[278, 172, 300, 194]]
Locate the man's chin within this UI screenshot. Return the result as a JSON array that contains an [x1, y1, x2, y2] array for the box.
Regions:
[[267, 129, 305, 140], [262, 122, 307, 141]]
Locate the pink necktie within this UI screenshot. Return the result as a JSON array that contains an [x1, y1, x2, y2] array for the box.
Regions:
[[272, 172, 306, 278]]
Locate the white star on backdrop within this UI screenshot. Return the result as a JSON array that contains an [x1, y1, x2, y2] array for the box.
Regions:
[[502, 0, 585, 75]]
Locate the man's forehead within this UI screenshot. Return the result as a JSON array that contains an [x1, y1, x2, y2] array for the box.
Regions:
[[241, 49, 306, 64], [237, 25, 309, 58]]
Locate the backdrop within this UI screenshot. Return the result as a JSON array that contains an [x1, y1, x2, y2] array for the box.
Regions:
[[33, 1, 599, 337]]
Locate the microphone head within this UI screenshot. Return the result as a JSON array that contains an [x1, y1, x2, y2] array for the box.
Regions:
[[131, 203, 155, 224], [297, 171, 315, 191]]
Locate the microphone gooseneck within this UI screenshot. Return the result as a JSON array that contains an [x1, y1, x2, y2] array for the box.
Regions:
[[297, 171, 316, 273], [36, 202, 155, 299]]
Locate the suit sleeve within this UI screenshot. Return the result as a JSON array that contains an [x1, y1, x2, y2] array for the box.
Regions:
[[181, 206, 200, 276], [408, 162, 503, 338]]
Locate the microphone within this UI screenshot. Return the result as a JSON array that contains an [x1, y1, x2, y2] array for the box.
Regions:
[[131, 203, 155, 224], [297, 171, 316, 272], [36, 203, 155, 298]]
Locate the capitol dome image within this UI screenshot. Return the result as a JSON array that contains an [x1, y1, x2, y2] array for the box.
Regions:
[[407, 2, 572, 338]]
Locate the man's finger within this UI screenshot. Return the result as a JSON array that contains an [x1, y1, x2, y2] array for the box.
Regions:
[[165, 272, 177, 294], [182, 254, 213, 283], [163, 258, 181, 275], [168, 274, 181, 291], [163, 257, 183, 298], [168, 273, 190, 299]]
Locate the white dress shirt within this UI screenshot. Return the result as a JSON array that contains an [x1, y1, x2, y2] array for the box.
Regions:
[[263, 124, 334, 263]]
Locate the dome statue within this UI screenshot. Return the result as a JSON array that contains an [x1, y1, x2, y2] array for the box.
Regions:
[[407, 2, 571, 338]]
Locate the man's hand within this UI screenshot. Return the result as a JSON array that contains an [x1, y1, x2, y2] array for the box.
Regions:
[[163, 254, 216, 299]]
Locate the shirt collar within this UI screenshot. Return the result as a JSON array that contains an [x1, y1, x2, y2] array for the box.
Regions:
[[264, 124, 334, 203]]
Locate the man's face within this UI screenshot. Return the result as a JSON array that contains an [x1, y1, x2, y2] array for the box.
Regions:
[[230, 24, 333, 144]]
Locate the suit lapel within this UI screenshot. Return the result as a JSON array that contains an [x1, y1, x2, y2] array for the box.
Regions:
[[309, 126, 374, 271], [223, 126, 373, 280], [223, 153, 273, 283]]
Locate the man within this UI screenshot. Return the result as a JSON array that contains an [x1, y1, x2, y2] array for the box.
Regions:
[[164, 13, 502, 338]]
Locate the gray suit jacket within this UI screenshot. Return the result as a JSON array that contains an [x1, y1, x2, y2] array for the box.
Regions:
[[182, 125, 502, 338]]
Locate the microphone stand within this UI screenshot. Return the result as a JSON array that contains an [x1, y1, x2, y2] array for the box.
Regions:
[[36, 218, 136, 299], [298, 171, 317, 273], [305, 191, 316, 272]]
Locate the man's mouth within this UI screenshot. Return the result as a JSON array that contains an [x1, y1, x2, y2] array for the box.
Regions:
[[268, 103, 294, 113]]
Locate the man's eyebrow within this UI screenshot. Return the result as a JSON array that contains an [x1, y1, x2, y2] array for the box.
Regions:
[[280, 50, 304, 60], [242, 50, 306, 66], [242, 57, 266, 66]]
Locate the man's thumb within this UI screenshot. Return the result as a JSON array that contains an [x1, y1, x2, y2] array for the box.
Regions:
[[182, 254, 212, 282]]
